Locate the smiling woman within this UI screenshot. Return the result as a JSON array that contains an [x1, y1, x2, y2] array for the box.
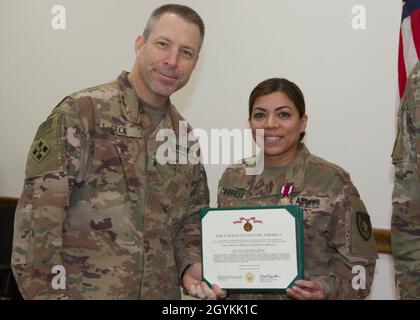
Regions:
[[217, 78, 378, 300], [249, 78, 308, 167]]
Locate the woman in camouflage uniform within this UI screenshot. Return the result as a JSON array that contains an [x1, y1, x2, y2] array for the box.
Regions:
[[218, 78, 377, 299]]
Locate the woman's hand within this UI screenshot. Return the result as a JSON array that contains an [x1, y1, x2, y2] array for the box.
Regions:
[[286, 280, 326, 300], [182, 263, 227, 300]]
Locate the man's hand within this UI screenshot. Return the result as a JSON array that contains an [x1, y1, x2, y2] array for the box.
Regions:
[[286, 280, 326, 300], [182, 263, 227, 300]]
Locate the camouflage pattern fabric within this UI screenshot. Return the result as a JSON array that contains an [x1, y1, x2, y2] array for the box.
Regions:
[[218, 144, 377, 299], [12, 71, 209, 299], [391, 59, 420, 300]]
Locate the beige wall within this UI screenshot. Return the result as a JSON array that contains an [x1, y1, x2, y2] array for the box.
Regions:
[[0, 0, 402, 299]]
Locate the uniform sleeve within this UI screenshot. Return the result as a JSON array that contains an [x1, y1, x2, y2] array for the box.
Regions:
[[321, 177, 377, 299], [11, 99, 85, 299], [391, 61, 420, 299], [175, 163, 210, 280]]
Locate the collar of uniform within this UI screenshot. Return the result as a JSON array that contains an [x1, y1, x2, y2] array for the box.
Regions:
[[117, 71, 141, 124], [235, 153, 276, 196], [283, 143, 310, 193], [244, 173, 270, 197], [232, 144, 309, 197], [242, 163, 285, 197], [139, 98, 172, 136], [151, 105, 174, 137], [116, 71, 173, 134]]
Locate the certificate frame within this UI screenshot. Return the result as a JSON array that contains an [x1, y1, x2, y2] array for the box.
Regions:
[[200, 205, 304, 292]]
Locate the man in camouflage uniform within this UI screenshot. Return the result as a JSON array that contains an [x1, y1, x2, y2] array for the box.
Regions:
[[391, 59, 420, 299], [218, 143, 377, 299], [12, 4, 223, 300]]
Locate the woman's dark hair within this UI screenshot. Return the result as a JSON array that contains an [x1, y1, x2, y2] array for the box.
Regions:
[[249, 78, 306, 141]]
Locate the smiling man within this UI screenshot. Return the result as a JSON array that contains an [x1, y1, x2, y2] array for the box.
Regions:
[[12, 4, 225, 300]]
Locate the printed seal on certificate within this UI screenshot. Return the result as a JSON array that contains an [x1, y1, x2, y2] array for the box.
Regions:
[[200, 205, 304, 291]]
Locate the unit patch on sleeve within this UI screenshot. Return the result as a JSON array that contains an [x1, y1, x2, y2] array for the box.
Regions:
[[30, 139, 51, 163], [356, 211, 372, 241]]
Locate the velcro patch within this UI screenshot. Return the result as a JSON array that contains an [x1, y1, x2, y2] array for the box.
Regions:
[[220, 187, 246, 199], [30, 139, 51, 163], [356, 212, 372, 241], [26, 114, 61, 177], [295, 197, 320, 208], [100, 119, 142, 138], [35, 117, 54, 138]]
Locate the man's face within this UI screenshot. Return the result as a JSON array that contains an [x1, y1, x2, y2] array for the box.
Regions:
[[135, 13, 201, 104]]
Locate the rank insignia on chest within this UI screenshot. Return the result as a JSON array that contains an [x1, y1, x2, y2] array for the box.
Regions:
[[31, 139, 51, 163]]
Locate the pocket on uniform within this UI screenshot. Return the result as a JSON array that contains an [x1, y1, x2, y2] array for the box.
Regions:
[[391, 128, 405, 164], [157, 163, 191, 213], [12, 189, 35, 265], [114, 140, 142, 202], [86, 136, 133, 210], [392, 103, 410, 164]]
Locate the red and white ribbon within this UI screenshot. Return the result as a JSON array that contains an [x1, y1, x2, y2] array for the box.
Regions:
[[281, 183, 294, 197]]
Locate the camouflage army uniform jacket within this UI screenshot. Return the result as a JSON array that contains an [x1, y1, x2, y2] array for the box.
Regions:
[[218, 144, 377, 299], [391, 60, 420, 299], [12, 71, 209, 299]]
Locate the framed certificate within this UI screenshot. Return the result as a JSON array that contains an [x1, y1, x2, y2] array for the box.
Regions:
[[200, 205, 304, 291]]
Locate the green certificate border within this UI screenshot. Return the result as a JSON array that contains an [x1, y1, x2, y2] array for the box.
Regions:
[[200, 205, 304, 292]]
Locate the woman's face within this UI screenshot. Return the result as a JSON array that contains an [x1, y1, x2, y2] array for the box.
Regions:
[[250, 91, 307, 165]]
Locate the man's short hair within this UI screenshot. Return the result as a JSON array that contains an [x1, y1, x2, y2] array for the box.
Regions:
[[143, 4, 205, 51]]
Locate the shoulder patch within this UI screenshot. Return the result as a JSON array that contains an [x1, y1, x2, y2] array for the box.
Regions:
[[26, 114, 62, 177], [35, 117, 54, 139], [356, 212, 372, 241], [30, 139, 51, 163], [349, 199, 377, 256]]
